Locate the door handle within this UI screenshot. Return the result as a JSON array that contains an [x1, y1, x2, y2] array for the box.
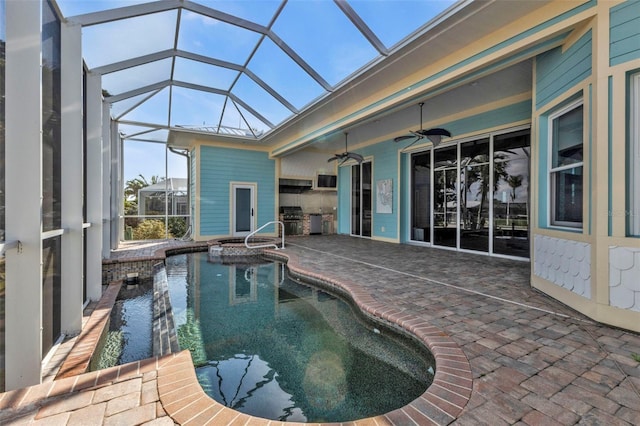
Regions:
[[251, 208, 254, 216]]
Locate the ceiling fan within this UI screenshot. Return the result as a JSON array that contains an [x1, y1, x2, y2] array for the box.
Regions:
[[394, 102, 451, 149], [328, 132, 364, 164]]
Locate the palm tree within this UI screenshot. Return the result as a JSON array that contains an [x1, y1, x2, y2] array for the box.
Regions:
[[507, 174, 523, 202], [124, 174, 160, 202], [123, 174, 161, 224]]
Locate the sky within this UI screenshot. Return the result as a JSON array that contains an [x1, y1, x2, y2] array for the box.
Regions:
[[55, 0, 458, 182]]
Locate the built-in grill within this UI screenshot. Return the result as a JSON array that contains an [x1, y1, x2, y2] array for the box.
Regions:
[[280, 206, 303, 236]]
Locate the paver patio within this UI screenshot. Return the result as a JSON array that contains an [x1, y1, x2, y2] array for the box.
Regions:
[[0, 235, 638, 425]]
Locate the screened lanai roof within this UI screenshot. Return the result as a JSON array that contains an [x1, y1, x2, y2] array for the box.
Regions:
[[57, 0, 461, 144]]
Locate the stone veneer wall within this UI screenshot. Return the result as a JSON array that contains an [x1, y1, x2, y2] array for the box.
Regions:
[[609, 246, 640, 312], [102, 244, 208, 283], [533, 234, 591, 298], [102, 259, 157, 284]]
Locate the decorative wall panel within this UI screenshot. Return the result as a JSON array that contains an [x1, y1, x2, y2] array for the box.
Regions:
[[533, 234, 591, 298], [609, 246, 640, 312]]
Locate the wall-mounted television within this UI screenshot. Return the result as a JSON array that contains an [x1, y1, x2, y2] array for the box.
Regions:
[[316, 174, 337, 189]]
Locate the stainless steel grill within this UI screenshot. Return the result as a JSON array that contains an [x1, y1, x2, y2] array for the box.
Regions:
[[280, 206, 303, 235]]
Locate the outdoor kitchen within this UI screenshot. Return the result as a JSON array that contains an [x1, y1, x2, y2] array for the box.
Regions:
[[278, 151, 337, 236]]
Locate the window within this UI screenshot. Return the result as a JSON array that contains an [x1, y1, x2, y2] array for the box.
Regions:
[[41, 0, 62, 357], [630, 72, 640, 236], [549, 100, 583, 229]]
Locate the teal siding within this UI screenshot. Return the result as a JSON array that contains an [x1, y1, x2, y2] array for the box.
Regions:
[[446, 100, 532, 136], [536, 30, 592, 109], [190, 148, 197, 225], [360, 142, 398, 239], [337, 166, 351, 234], [199, 146, 275, 236], [610, 0, 640, 66]]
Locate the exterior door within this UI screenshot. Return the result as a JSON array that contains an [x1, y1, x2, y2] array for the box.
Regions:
[[232, 184, 255, 237], [351, 161, 372, 237]]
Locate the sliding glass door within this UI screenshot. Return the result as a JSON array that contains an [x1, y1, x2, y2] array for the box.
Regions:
[[411, 152, 431, 242], [409, 128, 530, 259], [433, 145, 457, 247], [459, 138, 490, 252], [493, 130, 530, 257], [351, 161, 372, 237]]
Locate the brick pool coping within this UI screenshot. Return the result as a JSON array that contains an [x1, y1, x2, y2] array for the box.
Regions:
[[154, 245, 472, 425]]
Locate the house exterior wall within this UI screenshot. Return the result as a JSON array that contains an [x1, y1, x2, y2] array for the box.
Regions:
[[535, 30, 593, 111], [328, 1, 640, 332], [529, 0, 640, 332], [195, 144, 276, 240], [609, 0, 640, 66]]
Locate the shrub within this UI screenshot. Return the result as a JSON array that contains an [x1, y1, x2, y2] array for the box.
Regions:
[[168, 217, 188, 238], [131, 219, 172, 240]]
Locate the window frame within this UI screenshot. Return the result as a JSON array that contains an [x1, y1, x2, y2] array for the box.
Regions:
[[630, 72, 640, 236], [548, 98, 584, 230]]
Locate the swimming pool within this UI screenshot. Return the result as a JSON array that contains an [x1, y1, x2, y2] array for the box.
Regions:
[[165, 252, 435, 423], [96, 281, 153, 369]]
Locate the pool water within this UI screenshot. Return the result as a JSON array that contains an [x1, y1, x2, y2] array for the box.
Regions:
[[166, 253, 435, 423], [97, 282, 153, 369]]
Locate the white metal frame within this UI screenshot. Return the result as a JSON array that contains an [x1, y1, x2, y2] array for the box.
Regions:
[[60, 20, 84, 337], [2, 1, 106, 391], [5, 0, 47, 389]]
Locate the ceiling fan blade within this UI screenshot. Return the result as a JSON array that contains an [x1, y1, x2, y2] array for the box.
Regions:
[[400, 138, 422, 150], [394, 135, 414, 143], [327, 155, 340, 163], [346, 152, 364, 163], [417, 128, 452, 137]]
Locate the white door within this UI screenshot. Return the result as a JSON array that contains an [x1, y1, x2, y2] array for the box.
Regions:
[[232, 183, 255, 237]]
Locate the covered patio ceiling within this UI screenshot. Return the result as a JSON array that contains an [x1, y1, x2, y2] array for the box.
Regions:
[[58, 0, 559, 155]]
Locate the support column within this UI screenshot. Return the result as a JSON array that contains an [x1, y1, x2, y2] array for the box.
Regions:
[[5, 0, 43, 390], [60, 21, 84, 336], [85, 73, 104, 301], [102, 105, 112, 257], [110, 121, 122, 249]]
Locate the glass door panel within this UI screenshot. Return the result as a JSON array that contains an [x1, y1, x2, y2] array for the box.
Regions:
[[411, 152, 431, 242], [233, 185, 254, 236], [434, 146, 457, 247], [351, 161, 372, 237], [42, 236, 61, 357], [460, 138, 490, 252], [351, 164, 361, 236], [493, 130, 530, 258], [362, 161, 372, 237]]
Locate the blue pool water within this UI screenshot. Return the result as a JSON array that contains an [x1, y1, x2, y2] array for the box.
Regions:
[[98, 282, 153, 369], [166, 253, 435, 423]]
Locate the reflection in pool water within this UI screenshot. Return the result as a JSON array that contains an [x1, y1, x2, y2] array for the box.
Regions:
[[166, 252, 434, 422]]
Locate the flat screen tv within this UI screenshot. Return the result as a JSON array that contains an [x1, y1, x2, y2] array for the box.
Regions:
[[316, 174, 337, 189]]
